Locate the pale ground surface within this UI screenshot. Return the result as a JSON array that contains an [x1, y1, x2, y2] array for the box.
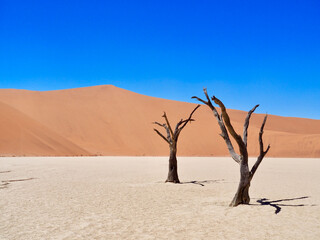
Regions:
[[0, 157, 319, 240]]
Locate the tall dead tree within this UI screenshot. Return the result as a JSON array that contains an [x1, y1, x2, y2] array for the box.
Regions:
[[153, 105, 200, 183], [193, 89, 270, 206]]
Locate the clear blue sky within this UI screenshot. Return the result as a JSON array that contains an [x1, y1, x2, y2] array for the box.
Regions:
[[1, 0, 319, 119]]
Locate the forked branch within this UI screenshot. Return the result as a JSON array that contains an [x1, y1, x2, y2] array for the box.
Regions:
[[192, 89, 240, 163], [162, 112, 174, 138], [153, 128, 170, 144], [153, 120, 172, 144], [153, 105, 200, 146], [175, 105, 200, 137], [192, 89, 221, 121], [243, 104, 259, 147], [250, 114, 270, 178], [212, 96, 247, 159], [259, 115, 270, 156]]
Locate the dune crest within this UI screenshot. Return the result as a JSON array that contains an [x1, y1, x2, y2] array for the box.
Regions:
[[0, 85, 319, 157]]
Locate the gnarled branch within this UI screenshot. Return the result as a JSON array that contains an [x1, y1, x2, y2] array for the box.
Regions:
[[153, 121, 166, 128], [162, 112, 174, 138], [212, 96, 248, 161], [153, 105, 200, 146], [153, 129, 170, 144], [153, 121, 172, 145], [218, 119, 241, 164], [243, 104, 259, 147], [192, 88, 221, 121], [193, 89, 240, 163], [250, 114, 270, 178], [175, 104, 200, 138]]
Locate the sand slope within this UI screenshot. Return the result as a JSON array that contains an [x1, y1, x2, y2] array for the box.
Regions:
[[0, 101, 90, 156], [0, 85, 319, 157]]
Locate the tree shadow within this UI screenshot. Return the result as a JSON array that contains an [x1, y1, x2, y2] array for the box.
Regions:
[[0, 178, 35, 189], [181, 179, 225, 186], [255, 196, 311, 214]]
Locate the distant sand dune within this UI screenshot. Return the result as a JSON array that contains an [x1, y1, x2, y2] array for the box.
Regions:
[[0, 101, 90, 156], [0, 85, 319, 157]]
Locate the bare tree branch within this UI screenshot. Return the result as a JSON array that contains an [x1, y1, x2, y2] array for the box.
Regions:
[[193, 89, 240, 163], [162, 112, 174, 138], [153, 121, 166, 128], [153, 129, 170, 144], [165, 125, 172, 144], [243, 104, 259, 147], [250, 114, 270, 178], [174, 105, 200, 140], [192, 89, 221, 121], [259, 114, 269, 155], [153, 121, 172, 144], [177, 104, 200, 131], [219, 118, 241, 164], [212, 96, 248, 160], [153, 105, 200, 147], [191, 96, 208, 105], [175, 119, 194, 134]]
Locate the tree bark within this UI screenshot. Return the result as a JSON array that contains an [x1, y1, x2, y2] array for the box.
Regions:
[[166, 148, 180, 183], [230, 160, 251, 206]]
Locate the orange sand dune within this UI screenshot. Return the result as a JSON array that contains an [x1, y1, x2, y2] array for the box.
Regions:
[[0, 101, 90, 156], [0, 85, 319, 157]]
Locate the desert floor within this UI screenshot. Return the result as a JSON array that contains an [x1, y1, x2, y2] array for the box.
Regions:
[[1, 157, 319, 240]]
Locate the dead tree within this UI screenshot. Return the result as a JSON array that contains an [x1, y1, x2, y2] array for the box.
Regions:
[[153, 105, 200, 183], [192, 89, 270, 206]]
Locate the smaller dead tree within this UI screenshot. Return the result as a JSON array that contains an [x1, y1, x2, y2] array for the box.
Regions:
[[153, 105, 200, 183], [193, 89, 270, 206]]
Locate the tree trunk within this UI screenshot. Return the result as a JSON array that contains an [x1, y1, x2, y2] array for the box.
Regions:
[[230, 181, 250, 206], [166, 148, 180, 183], [230, 161, 251, 206]]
